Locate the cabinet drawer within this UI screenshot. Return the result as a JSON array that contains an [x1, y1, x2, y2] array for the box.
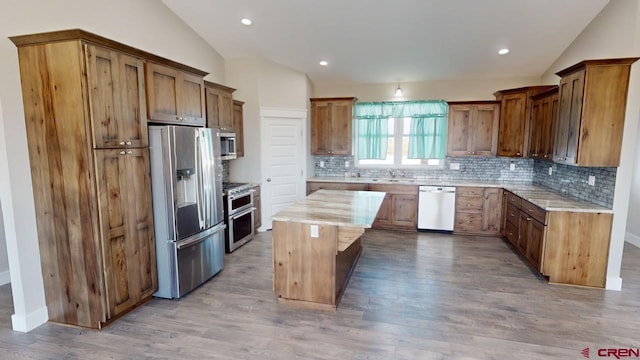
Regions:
[[454, 212, 483, 233], [456, 187, 484, 197], [507, 193, 522, 208], [505, 220, 519, 246], [455, 196, 483, 211], [506, 203, 520, 226], [521, 199, 547, 224]]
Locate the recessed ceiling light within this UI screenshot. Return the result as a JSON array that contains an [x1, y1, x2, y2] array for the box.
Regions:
[[498, 48, 510, 55], [241, 18, 253, 26], [319, 60, 328, 66]]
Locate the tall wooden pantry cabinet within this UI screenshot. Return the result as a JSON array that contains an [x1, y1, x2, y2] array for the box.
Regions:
[[8, 29, 209, 328]]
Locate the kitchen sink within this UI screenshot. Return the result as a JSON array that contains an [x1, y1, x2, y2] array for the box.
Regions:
[[371, 178, 415, 183]]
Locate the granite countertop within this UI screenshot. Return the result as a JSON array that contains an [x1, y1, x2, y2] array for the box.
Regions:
[[307, 177, 612, 214], [271, 189, 386, 226]]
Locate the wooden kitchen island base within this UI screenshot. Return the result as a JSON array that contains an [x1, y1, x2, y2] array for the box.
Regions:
[[271, 190, 385, 310]]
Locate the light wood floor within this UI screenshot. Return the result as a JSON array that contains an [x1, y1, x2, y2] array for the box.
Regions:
[[1, 230, 640, 359]]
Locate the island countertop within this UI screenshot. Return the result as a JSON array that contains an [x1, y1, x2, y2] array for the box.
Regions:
[[271, 189, 386, 227]]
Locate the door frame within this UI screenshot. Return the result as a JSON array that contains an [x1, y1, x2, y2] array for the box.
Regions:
[[259, 107, 307, 231]]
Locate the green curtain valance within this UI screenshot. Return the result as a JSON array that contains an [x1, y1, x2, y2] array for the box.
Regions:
[[354, 100, 448, 120]]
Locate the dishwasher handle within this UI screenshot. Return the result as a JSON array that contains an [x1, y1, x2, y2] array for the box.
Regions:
[[419, 186, 456, 193]]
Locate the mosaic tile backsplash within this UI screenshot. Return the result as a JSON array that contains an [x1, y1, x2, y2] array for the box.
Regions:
[[314, 155, 533, 183], [313, 155, 616, 208], [532, 160, 616, 208]]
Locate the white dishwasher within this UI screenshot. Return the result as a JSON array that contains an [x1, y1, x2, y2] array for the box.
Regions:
[[417, 186, 456, 231]]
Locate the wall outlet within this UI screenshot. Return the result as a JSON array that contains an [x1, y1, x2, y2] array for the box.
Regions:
[[450, 163, 460, 170], [310, 225, 319, 238], [345, 160, 350, 168], [510, 163, 516, 171], [548, 167, 553, 176], [588, 176, 596, 186], [320, 161, 325, 168]]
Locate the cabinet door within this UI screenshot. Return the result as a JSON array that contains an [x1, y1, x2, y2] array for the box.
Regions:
[[498, 92, 527, 157], [330, 101, 353, 155], [233, 101, 245, 157], [472, 104, 499, 156], [447, 105, 472, 156], [482, 188, 502, 234], [123, 149, 157, 301], [179, 72, 206, 126], [528, 98, 543, 158], [537, 94, 556, 160], [372, 193, 392, 228], [554, 70, 584, 164], [517, 211, 528, 254], [145, 62, 180, 123], [526, 218, 545, 271], [205, 86, 221, 128], [86, 45, 147, 149], [95, 149, 156, 319], [310, 101, 332, 155], [253, 186, 261, 231], [391, 194, 418, 228], [219, 91, 234, 131]]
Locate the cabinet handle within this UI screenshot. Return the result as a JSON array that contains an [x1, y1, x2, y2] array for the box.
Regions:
[[119, 151, 126, 155], [119, 141, 126, 146], [516, 152, 521, 156], [526, 217, 532, 221], [126, 141, 132, 146], [467, 151, 471, 154], [544, 154, 548, 158], [472, 151, 475, 155], [126, 150, 133, 155]]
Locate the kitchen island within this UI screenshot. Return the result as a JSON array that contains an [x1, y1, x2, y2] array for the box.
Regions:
[[272, 189, 385, 310]]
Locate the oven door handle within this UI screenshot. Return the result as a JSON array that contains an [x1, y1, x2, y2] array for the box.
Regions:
[[228, 189, 255, 201], [230, 207, 256, 220]]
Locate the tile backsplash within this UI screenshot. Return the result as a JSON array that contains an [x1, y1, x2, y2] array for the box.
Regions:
[[313, 155, 616, 208], [314, 155, 533, 183], [222, 160, 230, 182], [532, 160, 616, 208]]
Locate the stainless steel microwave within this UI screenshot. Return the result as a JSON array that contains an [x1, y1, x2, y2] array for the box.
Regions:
[[220, 132, 237, 160]]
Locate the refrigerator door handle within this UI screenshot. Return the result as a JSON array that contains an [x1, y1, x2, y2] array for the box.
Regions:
[[195, 132, 206, 230]]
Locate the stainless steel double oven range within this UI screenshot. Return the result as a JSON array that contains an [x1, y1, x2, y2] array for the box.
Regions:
[[222, 182, 256, 252]]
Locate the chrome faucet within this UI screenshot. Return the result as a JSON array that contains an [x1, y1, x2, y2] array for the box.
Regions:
[[388, 169, 395, 178]]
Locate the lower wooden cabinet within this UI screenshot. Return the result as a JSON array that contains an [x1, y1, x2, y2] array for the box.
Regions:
[[503, 191, 612, 287], [368, 184, 418, 230], [95, 149, 157, 319], [307, 181, 367, 195], [454, 187, 502, 235]]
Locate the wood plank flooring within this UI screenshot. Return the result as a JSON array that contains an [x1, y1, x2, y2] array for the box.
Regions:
[[1, 230, 640, 359]]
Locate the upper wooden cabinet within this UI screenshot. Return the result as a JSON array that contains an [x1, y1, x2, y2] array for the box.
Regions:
[[145, 62, 206, 126], [447, 101, 500, 156], [494, 86, 555, 157], [528, 86, 559, 160], [553, 58, 638, 167], [204, 81, 235, 132], [310, 97, 356, 155], [233, 100, 245, 157], [85, 44, 148, 149], [10, 28, 210, 328]]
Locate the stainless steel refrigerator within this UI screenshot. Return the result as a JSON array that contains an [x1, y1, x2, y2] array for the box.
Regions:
[[148, 125, 225, 299]]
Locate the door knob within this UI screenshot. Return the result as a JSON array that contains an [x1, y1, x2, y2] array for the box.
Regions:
[[266, 178, 272, 182]]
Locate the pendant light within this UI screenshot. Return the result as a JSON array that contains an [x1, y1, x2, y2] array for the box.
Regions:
[[394, 85, 403, 97]]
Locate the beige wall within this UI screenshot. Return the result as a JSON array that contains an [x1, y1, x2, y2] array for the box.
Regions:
[[313, 76, 546, 102], [227, 57, 310, 184], [540, 0, 640, 288], [0, 0, 226, 331]]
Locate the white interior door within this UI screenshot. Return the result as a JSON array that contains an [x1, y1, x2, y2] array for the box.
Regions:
[[261, 109, 306, 230]]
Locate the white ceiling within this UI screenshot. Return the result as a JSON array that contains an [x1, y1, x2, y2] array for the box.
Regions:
[[162, 0, 609, 85]]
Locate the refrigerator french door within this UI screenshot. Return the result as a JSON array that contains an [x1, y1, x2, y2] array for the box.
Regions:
[[148, 125, 225, 299]]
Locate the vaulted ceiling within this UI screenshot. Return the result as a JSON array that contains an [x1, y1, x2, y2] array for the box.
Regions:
[[162, 0, 609, 85]]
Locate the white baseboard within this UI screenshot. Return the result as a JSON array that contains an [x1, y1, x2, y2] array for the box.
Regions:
[[11, 306, 48, 333], [626, 232, 640, 248], [0, 270, 10, 286], [606, 276, 623, 291]]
